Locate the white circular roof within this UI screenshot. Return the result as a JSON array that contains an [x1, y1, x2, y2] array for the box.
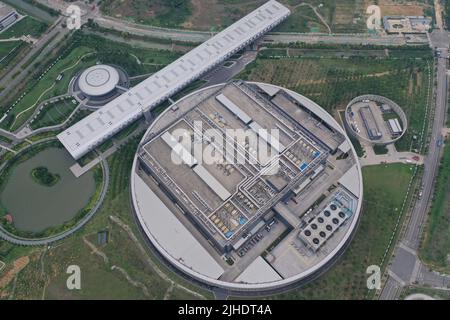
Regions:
[[131, 82, 364, 292], [78, 65, 120, 97]]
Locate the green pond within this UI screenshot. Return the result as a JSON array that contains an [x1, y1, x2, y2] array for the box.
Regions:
[[1, 147, 95, 232]]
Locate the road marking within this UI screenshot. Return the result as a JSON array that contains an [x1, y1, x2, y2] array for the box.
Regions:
[[410, 258, 421, 284], [388, 269, 406, 286], [376, 62, 433, 298], [0, 144, 17, 154], [398, 242, 416, 255]]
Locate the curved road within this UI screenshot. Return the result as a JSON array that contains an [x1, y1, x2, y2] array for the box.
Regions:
[[35, 0, 426, 47], [380, 29, 450, 299]]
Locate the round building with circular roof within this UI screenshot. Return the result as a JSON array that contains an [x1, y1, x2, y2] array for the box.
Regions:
[[71, 64, 130, 108], [131, 81, 363, 294], [345, 94, 407, 145], [78, 65, 120, 97]]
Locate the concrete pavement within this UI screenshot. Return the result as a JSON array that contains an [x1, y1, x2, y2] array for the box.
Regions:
[[380, 29, 450, 300], [0, 19, 70, 99], [359, 142, 424, 167], [201, 50, 258, 87]]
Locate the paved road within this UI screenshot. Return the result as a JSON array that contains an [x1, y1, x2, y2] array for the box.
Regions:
[[96, 17, 430, 46], [265, 33, 415, 46], [6, 0, 57, 24], [35, 0, 430, 47], [201, 50, 258, 87], [0, 19, 70, 99], [359, 143, 424, 167], [404, 293, 435, 300], [0, 0, 103, 100], [405, 46, 447, 250], [380, 29, 450, 299]]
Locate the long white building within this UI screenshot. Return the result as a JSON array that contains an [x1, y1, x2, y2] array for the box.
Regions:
[[58, 0, 290, 159]]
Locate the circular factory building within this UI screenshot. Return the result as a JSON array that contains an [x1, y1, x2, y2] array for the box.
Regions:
[[131, 81, 363, 294], [72, 64, 130, 108], [345, 95, 407, 145]]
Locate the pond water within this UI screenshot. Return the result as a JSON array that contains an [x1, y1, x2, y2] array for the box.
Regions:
[[1, 147, 95, 232]]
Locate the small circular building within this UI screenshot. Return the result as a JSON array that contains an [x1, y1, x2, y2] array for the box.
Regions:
[[345, 94, 407, 145], [131, 81, 363, 294], [78, 65, 120, 97], [72, 64, 130, 108]]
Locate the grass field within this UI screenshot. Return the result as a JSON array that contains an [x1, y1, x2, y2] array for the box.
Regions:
[[2, 46, 94, 131], [99, 0, 432, 33], [420, 142, 450, 271], [0, 16, 48, 40], [100, 0, 193, 28], [0, 41, 28, 78], [265, 163, 415, 299], [0, 41, 21, 60], [240, 52, 432, 152], [29, 98, 78, 130]]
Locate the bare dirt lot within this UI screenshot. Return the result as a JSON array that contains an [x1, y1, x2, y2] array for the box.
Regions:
[[184, 0, 267, 30], [366, 0, 426, 16]]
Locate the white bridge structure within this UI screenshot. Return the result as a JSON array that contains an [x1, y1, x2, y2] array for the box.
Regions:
[[58, 0, 291, 159]]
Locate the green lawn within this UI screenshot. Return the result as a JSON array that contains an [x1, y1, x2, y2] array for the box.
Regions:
[[373, 145, 389, 155], [275, 1, 330, 33], [0, 41, 24, 74], [0, 41, 28, 77], [78, 33, 182, 76], [264, 164, 415, 299], [0, 41, 21, 58], [29, 98, 78, 130], [2, 46, 94, 131], [420, 142, 450, 271], [0, 16, 48, 39], [101, 0, 192, 28]]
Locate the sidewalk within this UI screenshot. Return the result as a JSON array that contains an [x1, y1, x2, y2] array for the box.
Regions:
[[359, 142, 423, 166]]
